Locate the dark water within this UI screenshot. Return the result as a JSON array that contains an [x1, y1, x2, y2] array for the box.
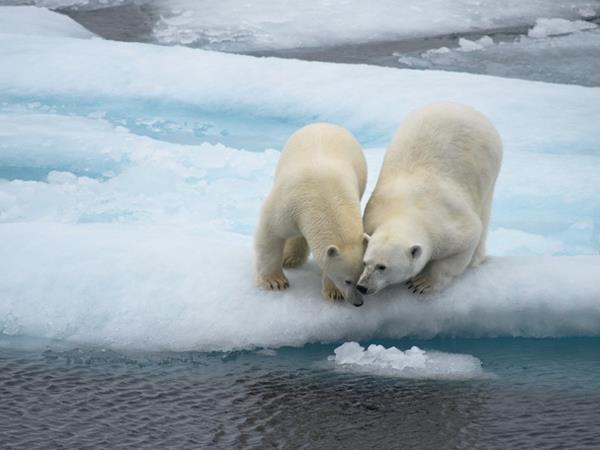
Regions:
[[2, 337, 600, 449]]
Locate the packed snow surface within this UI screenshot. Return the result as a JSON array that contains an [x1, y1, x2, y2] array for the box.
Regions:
[[1, 7, 599, 351], [330, 342, 488, 379], [0, 6, 95, 38]]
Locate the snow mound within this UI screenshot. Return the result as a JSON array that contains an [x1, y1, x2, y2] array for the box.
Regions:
[[528, 18, 598, 39], [329, 342, 488, 379], [0, 6, 95, 38]]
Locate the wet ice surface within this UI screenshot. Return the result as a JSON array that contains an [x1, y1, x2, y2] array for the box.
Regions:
[[2, 337, 600, 449]]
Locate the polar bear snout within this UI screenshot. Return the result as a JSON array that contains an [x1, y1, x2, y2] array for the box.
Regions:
[[356, 283, 377, 296], [344, 288, 364, 307], [356, 284, 375, 296]]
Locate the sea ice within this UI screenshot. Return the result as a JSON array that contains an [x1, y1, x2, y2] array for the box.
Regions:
[[148, 0, 598, 51], [528, 18, 598, 39], [457, 36, 494, 52], [0, 6, 95, 38], [0, 6, 599, 352], [398, 23, 600, 87], [329, 342, 488, 379]]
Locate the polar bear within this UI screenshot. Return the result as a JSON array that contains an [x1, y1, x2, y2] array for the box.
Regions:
[[255, 123, 367, 306], [357, 102, 502, 295]]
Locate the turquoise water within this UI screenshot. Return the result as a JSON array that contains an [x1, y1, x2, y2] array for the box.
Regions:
[[3, 93, 389, 154]]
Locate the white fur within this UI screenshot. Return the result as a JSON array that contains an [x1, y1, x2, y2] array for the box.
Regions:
[[255, 123, 367, 306], [358, 102, 502, 295]]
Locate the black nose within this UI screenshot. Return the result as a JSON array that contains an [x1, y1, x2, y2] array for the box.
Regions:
[[356, 285, 367, 294]]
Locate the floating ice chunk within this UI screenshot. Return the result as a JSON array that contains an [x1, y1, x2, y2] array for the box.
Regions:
[[578, 7, 596, 18], [329, 342, 487, 379], [457, 36, 494, 52], [528, 18, 598, 39], [425, 46, 451, 55], [255, 349, 277, 357], [412, 27, 600, 86], [0, 6, 95, 39]]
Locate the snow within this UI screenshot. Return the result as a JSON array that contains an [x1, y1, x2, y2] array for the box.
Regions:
[[149, 0, 598, 51], [1, 222, 600, 351], [528, 18, 598, 39], [329, 342, 488, 380], [0, 7, 599, 351], [4, 1, 597, 50], [0, 6, 95, 38]]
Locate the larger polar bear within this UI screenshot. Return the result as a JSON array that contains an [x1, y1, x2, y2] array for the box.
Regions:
[[357, 102, 502, 295], [255, 123, 367, 306]]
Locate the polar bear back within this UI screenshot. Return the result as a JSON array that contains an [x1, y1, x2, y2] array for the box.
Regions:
[[379, 102, 502, 203], [274, 123, 367, 196]]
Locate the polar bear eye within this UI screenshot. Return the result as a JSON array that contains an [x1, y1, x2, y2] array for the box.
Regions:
[[345, 280, 353, 285], [376, 264, 386, 271]]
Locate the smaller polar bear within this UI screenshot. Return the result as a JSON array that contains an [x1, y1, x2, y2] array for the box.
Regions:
[[255, 123, 367, 306], [357, 102, 502, 295]]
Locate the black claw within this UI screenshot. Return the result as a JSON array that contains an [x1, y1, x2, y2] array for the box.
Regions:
[[412, 288, 418, 293]]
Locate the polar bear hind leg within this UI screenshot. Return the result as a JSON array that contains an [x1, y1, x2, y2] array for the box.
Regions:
[[255, 216, 290, 290], [282, 236, 310, 268], [471, 187, 494, 267]]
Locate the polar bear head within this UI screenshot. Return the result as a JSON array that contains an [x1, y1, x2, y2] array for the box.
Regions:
[[322, 240, 367, 306], [356, 226, 428, 295]]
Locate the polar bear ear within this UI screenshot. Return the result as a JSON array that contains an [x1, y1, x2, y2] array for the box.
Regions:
[[410, 244, 422, 259], [326, 245, 339, 258], [363, 233, 371, 245]]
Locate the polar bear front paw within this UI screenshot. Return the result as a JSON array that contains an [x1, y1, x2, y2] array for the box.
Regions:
[[321, 276, 344, 302], [282, 254, 304, 268], [406, 275, 432, 295], [321, 285, 344, 302], [258, 273, 290, 290]]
